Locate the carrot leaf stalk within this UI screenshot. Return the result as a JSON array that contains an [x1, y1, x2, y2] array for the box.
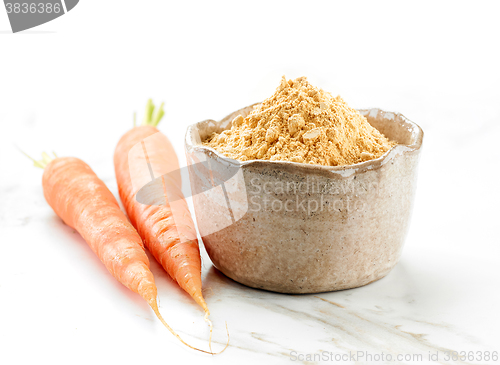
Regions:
[[141, 99, 165, 127], [21, 150, 57, 169]]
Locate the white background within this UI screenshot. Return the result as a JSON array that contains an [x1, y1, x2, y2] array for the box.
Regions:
[[1, 1, 499, 364]]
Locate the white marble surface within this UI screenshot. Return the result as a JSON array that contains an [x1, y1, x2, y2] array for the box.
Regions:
[[1, 2, 499, 364]]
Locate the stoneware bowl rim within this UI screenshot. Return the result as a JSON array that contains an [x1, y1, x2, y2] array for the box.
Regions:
[[185, 104, 424, 176]]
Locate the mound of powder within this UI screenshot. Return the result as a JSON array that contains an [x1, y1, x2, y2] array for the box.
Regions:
[[203, 76, 395, 166]]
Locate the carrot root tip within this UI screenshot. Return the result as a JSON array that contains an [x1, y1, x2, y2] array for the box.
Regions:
[[218, 321, 230, 355], [204, 312, 214, 354], [204, 315, 230, 355], [149, 300, 214, 354]]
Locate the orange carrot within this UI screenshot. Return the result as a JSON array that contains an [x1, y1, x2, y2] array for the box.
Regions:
[[114, 101, 218, 346], [29, 152, 213, 353]]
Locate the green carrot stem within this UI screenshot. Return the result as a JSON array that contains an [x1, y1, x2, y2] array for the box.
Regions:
[[140, 99, 165, 127], [151, 102, 165, 127], [20, 149, 57, 169]]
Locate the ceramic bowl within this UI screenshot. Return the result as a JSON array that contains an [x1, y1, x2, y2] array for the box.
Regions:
[[185, 104, 423, 294]]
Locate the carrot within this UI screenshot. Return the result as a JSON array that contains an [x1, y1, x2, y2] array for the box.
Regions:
[[28, 151, 213, 353], [114, 100, 223, 350]]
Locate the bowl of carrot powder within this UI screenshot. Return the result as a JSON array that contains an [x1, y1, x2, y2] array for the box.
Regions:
[[185, 76, 423, 293]]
